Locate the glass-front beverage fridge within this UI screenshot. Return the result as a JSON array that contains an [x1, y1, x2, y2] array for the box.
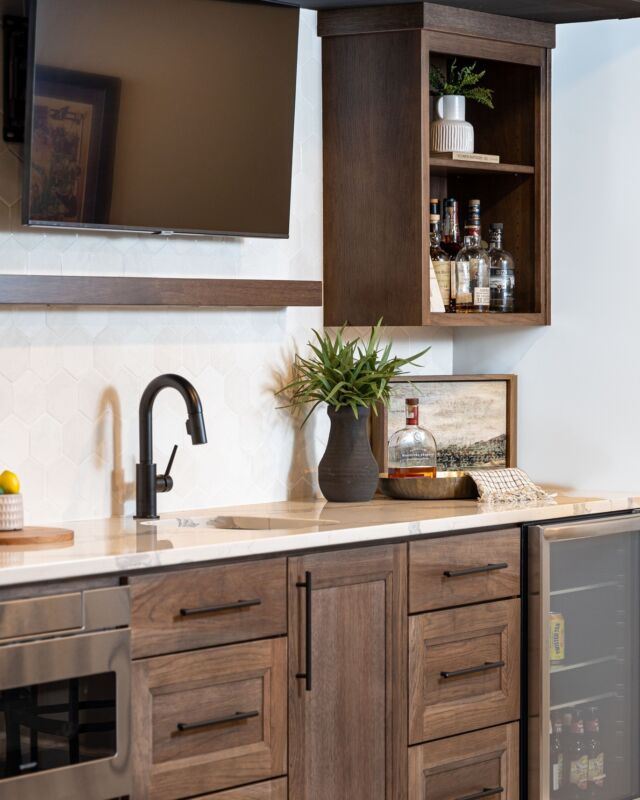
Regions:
[[528, 514, 640, 800]]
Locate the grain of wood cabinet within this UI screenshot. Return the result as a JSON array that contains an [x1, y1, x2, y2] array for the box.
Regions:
[[129, 558, 286, 658], [409, 598, 520, 743], [288, 544, 408, 799], [409, 723, 519, 800], [131, 638, 287, 799], [409, 529, 521, 612], [319, 3, 554, 327], [194, 777, 287, 799]]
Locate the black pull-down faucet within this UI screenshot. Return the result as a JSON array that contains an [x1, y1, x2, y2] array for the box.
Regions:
[[135, 374, 207, 520]]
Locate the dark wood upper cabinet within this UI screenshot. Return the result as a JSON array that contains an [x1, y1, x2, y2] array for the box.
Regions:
[[288, 544, 408, 800], [293, 0, 640, 23], [320, 2, 554, 327]]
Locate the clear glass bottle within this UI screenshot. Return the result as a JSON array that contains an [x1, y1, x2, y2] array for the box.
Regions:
[[488, 222, 516, 313], [454, 234, 490, 313], [388, 398, 437, 478], [429, 200, 451, 309]]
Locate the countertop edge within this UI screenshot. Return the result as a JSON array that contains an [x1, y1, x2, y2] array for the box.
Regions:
[[0, 493, 638, 587]]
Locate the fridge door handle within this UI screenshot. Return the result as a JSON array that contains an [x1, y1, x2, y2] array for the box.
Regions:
[[537, 514, 640, 542]]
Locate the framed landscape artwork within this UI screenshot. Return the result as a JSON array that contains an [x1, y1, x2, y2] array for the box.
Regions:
[[27, 66, 120, 225], [371, 375, 517, 474]]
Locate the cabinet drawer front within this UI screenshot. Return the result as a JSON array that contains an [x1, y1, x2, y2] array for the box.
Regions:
[[132, 638, 287, 800], [130, 558, 286, 658], [197, 777, 287, 799], [409, 599, 520, 743], [409, 723, 519, 800], [409, 529, 521, 612]]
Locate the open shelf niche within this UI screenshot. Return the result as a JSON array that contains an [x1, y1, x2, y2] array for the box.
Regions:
[[319, 2, 554, 327]]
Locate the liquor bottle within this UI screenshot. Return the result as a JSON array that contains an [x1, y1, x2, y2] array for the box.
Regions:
[[454, 235, 490, 313], [388, 398, 437, 478], [429, 200, 451, 309], [562, 709, 576, 789], [465, 198, 482, 240], [442, 198, 461, 312], [586, 707, 605, 798], [551, 712, 565, 798], [568, 711, 589, 798], [464, 198, 488, 249], [488, 223, 516, 313]]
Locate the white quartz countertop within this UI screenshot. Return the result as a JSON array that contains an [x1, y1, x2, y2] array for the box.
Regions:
[[0, 492, 639, 587]]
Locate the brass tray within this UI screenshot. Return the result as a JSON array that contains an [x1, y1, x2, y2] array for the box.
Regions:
[[378, 472, 478, 501]]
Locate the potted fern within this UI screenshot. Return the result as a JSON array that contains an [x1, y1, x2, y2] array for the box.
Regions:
[[277, 322, 428, 503], [429, 59, 494, 154]]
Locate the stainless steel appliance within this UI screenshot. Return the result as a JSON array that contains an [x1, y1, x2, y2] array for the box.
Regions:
[[0, 586, 131, 800], [528, 514, 640, 800]]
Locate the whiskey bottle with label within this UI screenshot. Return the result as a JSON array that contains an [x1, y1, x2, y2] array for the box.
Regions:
[[489, 222, 516, 313], [388, 398, 437, 478], [429, 200, 451, 309], [454, 234, 490, 313], [442, 198, 461, 311]]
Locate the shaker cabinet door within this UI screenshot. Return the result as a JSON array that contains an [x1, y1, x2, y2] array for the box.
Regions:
[[288, 544, 408, 800], [132, 638, 287, 799]]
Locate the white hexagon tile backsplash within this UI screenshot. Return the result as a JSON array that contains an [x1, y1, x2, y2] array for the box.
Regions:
[[0, 9, 453, 524]]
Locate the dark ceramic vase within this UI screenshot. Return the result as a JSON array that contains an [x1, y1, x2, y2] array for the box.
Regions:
[[318, 406, 379, 503]]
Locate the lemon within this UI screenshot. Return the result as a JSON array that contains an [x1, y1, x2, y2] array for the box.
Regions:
[[0, 471, 20, 495]]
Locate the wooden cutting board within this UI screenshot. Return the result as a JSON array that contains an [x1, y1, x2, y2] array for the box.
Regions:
[[0, 527, 74, 546]]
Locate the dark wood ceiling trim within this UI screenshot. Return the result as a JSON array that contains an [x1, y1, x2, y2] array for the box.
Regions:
[[318, 2, 556, 48], [0, 275, 323, 308]]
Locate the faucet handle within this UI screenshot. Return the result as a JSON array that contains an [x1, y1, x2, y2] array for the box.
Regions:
[[156, 444, 178, 494]]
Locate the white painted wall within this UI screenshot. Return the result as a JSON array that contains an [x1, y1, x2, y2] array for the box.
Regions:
[[454, 19, 640, 492], [0, 6, 453, 524]]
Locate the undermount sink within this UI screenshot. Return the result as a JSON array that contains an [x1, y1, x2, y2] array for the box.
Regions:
[[139, 514, 338, 532]]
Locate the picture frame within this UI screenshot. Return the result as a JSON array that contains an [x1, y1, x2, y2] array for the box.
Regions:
[[25, 66, 120, 225], [371, 374, 517, 474]]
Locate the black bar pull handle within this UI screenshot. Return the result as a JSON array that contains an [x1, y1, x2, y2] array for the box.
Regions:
[[443, 562, 509, 578], [441, 660, 505, 679], [456, 787, 504, 800], [179, 598, 262, 616], [296, 571, 312, 691], [176, 710, 259, 732]]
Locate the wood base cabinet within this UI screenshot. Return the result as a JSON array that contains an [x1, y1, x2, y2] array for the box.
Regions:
[[409, 723, 519, 800], [131, 638, 287, 799], [409, 598, 520, 743], [288, 545, 408, 799]]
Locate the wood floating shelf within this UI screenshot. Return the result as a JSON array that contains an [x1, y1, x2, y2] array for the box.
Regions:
[[0, 275, 323, 308], [429, 157, 535, 176], [430, 312, 547, 327]]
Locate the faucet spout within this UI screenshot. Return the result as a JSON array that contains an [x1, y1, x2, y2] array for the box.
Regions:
[[135, 373, 207, 519]]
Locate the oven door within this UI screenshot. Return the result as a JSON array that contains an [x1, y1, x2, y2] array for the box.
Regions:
[[0, 628, 130, 800]]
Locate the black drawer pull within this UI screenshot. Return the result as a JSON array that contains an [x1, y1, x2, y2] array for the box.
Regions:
[[456, 787, 504, 800], [296, 571, 313, 692], [176, 710, 259, 732], [443, 562, 509, 578], [441, 660, 505, 679], [179, 598, 262, 616]]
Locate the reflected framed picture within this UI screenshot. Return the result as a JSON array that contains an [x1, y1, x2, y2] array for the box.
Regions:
[[25, 66, 120, 225], [371, 374, 517, 473]]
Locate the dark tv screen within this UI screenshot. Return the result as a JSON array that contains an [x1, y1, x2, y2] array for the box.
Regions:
[[23, 0, 299, 237]]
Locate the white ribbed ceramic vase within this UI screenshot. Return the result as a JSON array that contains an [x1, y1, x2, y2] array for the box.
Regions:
[[430, 95, 474, 154], [0, 494, 23, 531]]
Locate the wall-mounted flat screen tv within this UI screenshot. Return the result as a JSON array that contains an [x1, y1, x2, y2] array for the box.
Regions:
[[23, 0, 299, 237]]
